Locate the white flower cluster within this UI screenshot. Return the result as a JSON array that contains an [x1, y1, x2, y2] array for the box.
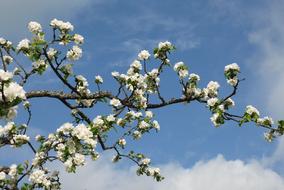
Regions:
[[16, 39, 30, 51], [128, 60, 142, 74], [28, 21, 42, 34], [207, 97, 219, 107], [8, 164, 17, 178], [0, 122, 14, 137], [10, 134, 30, 147], [154, 41, 174, 59], [73, 34, 84, 44], [0, 122, 30, 147], [67, 45, 82, 61], [137, 165, 162, 181], [64, 153, 86, 172], [33, 122, 97, 174], [29, 169, 51, 188], [224, 63, 240, 86], [210, 113, 222, 127], [141, 158, 151, 165], [158, 41, 172, 50], [138, 50, 150, 60], [0, 171, 6, 181], [206, 81, 220, 96], [197, 81, 220, 102], [184, 73, 202, 98], [174, 62, 189, 78], [245, 105, 260, 117], [0, 69, 13, 81], [189, 73, 200, 82], [0, 37, 13, 49], [58, 123, 96, 147], [118, 138, 126, 147], [1, 82, 26, 102], [47, 48, 57, 60], [50, 18, 74, 32], [0, 70, 26, 120], [110, 98, 122, 107], [3, 55, 13, 64], [75, 75, 92, 106], [95, 75, 103, 84], [208, 98, 236, 127], [32, 59, 48, 71], [257, 116, 274, 126], [264, 132, 274, 142]]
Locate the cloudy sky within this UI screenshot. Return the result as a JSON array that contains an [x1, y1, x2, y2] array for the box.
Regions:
[[1, 0, 284, 189]]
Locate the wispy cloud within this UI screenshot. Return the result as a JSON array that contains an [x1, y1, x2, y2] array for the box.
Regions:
[[57, 148, 284, 190], [246, 0, 284, 118]]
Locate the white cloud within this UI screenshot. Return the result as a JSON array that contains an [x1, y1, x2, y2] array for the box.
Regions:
[[246, 1, 284, 118], [57, 150, 284, 190], [261, 136, 284, 174]]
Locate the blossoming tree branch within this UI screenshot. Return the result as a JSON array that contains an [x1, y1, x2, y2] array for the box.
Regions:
[[0, 19, 283, 189]]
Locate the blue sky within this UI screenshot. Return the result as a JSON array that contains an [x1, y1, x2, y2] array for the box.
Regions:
[[1, 0, 284, 189]]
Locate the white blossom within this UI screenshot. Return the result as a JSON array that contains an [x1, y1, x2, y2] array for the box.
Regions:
[[174, 62, 185, 71], [29, 169, 51, 187], [28, 21, 42, 33], [174, 62, 188, 78], [57, 122, 74, 135], [0, 172, 6, 180], [224, 98, 235, 107], [93, 115, 104, 127], [64, 158, 73, 171], [138, 50, 150, 60], [67, 45, 82, 61], [207, 98, 219, 107], [207, 81, 220, 92], [145, 111, 153, 118], [106, 114, 116, 122], [178, 69, 188, 78], [2, 82, 26, 102], [95, 75, 103, 84], [264, 132, 273, 142], [257, 116, 274, 126], [227, 77, 238, 86], [189, 73, 200, 81], [158, 41, 172, 49], [245, 105, 260, 117], [11, 134, 30, 144], [224, 63, 240, 72], [210, 113, 221, 127], [3, 55, 13, 64], [111, 71, 120, 77], [141, 158, 151, 165], [152, 120, 160, 130], [73, 34, 84, 44], [110, 98, 121, 107], [133, 130, 142, 139], [17, 39, 30, 51], [0, 69, 13, 81], [73, 153, 85, 166], [50, 18, 74, 32], [131, 60, 142, 70], [32, 60, 47, 70], [0, 37, 6, 45], [139, 121, 149, 129], [47, 48, 57, 59], [118, 138, 126, 146], [72, 123, 93, 140], [8, 164, 17, 177]]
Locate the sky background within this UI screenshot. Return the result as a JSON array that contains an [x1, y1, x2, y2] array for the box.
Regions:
[[1, 0, 284, 189]]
